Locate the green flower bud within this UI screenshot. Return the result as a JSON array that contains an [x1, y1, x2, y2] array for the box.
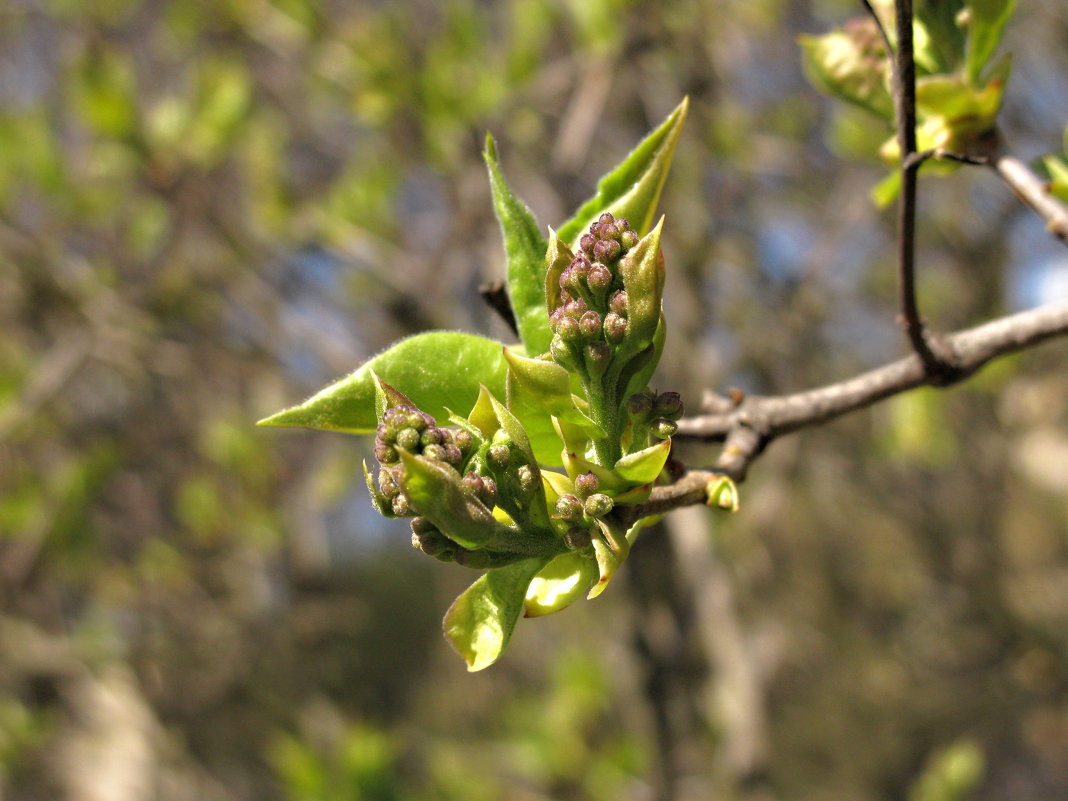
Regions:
[[420, 427, 445, 447], [574, 472, 599, 499], [564, 527, 592, 550], [378, 469, 401, 499], [406, 411, 431, 432], [422, 443, 447, 461], [603, 312, 628, 344], [585, 342, 610, 376], [487, 443, 511, 469], [620, 229, 639, 249], [555, 316, 581, 342], [411, 516, 437, 535], [374, 440, 399, 465], [395, 427, 421, 451], [654, 391, 684, 421], [462, 472, 497, 507], [579, 310, 603, 340], [452, 429, 473, 458], [555, 494, 585, 522], [412, 527, 453, 558], [583, 493, 614, 518], [550, 335, 583, 372], [626, 391, 654, 420], [651, 418, 678, 439], [376, 424, 396, 444]]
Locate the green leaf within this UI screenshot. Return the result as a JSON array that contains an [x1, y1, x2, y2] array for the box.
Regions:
[[617, 216, 665, 360], [258, 332, 508, 433], [503, 348, 573, 418], [468, 384, 501, 438], [443, 557, 551, 671], [871, 170, 902, 208], [370, 371, 411, 421], [543, 228, 573, 319], [556, 98, 689, 247], [504, 369, 564, 466], [799, 29, 894, 120], [524, 552, 599, 617], [484, 134, 551, 356], [964, 0, 1016, 85], [613, 439, 671, 483], [362, 460, 394, 518], [398, 452, 499, 549], [1043, 155, 1068, 203], [914, 0, 967, 73]]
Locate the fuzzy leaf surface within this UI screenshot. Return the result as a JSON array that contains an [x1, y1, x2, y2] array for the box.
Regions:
[[258, 332, 507, 433]]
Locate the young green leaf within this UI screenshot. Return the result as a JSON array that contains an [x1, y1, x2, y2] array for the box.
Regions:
[[398, 452, 499, 549], [556, 97, 688, 247], [617, 216, 665, 360], [443, 557, 551, 671], [484, 134, 551, 356], [613, 439, 671, 483], [503, 348, 573, 419], [799, 28, 894, 120], [964, 0, 1017, 86], [524, 552, 599, 617], [257, 332, 508, 434]]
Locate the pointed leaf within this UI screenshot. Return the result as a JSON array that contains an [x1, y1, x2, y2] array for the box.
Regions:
[[505, 369, 564, 466], [524, 552, 599, 617], [543, 228, 573, 318], [484, 134, 552, 356], [503, 348, 573, 418], [965, 0, 1016, 85], [799, 30, 894, 119], [362, 460, 394, 517], [617, 216, 665, 358], [443, 557, 551, 671], [613, 439, 671, 483], [258, 332, 508, 433], [588, 537, 621, 599], [556, 98, 688, 246], [468, 384, 501, 438], [371, 372, 412, 421]]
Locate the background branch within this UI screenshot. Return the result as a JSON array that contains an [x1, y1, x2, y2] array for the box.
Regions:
[[993, 153, 1068, 245]]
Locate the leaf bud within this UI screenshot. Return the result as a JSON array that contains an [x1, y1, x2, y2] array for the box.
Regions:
[[587, 263, 612, 296], [574, 471, 600, 499], [487, 443, 511, 469], [609, 290, 628, 316], [654, 391, 685, 421], [583, 493, 614, 518], [603, 312, 628, 344], [651, 418, 678, 439], [564, 527, 593, 550], [579, 310, 603, 340], [395, 427, 421, 451], [554, 494, 585, 522]]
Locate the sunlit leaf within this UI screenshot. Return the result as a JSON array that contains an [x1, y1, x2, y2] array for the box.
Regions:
[[799, 29, 894, 120], [556, 98, 689, 246], [484, 134, 551, 356], [258, 332, 507, 433], [964, 0, 1017, 85], [613, 439, 671, 484], [524, 551, 599, 617], [398, 452, 499, 548], [443, 557, 551, 671]]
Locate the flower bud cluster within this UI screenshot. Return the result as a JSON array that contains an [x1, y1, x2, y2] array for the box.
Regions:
[[549, 213, 636, 372], [626, 389, 685, 440], [551, 471, 614, 549]]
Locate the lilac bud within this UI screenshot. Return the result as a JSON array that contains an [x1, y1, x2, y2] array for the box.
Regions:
[[487, 443, 511, 469], [517, 465, 537, 498], [564, 298, 589, 319], [603, 312, 628, 344], [420, 427, 445, 447], [654, 392, 685, 421], [651, 419, 678, 439], [626, 392, 654, 420], [383, 406, 411, 428], [574, 472, 599, 499], [392, 494, 413, 517], [378, 469, 401, 499], [609, 290, 628, 316], [480, 476, 498, 506], [620, 230, 639, 249], [376, 423, 396, 444], [395, 427, 421, 451], [452, 429, 473, 457], [441, 443, 463, 465], [422, 443, 447, 462], [583, 493, 614, 518], [579, 233, 597, 255], [555, 315, 581, 342], [579, 310, 602, 340], [554, 494, 584, 522], [411, 516, 437, 535], [550, 335, 582, 372], [413, 530, 452, 557], [593, 238, 621, 262], [564, 527, 592, 550], [585, 342, 610, 376], [587, 263, 612, 296], [615, 217, 630, 232], [454, 549, 493, 569], [598, 212, 616, 225], [374, 441, 399, 465], [406, 411, 431, 432]]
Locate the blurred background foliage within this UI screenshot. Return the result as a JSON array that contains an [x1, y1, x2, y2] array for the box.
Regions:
[[2, 0, 1068, 799]]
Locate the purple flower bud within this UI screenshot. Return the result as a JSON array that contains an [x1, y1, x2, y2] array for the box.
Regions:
[[452, 429, 473, 457], [593, 238, 621, 262], [564, 298, 588, 319], [395, 427, 421, 451], [587, 263, 612, 295], [378, 469, 401, 499], [603, 312, 627, 344], [579, 233, 597, 255], [420, 427, 445, 447], [626, 392, 654, 420], [615, 217, 630, 232], [574, 472, 599, 499], [583, 492, 614, 518], [405, 411, 431, 432], [375, 441, 399, 465], [564, 527, 592, 550], [411, 516, 437, 535], [412, 527, 453, 558], [555, 316, 581, 342], [620, 230, 639, 249], [585, 342, 610, 375], [550, 336, 582, 372], [609, 290, 628, 316], [480, 476, 498, 506], [441, 444, 463, 465], [376, 423, 395, 444], [559, 288, 573, 304], [487, 443, 511, 469], [554, 494, 584, 522], [654, 392, 685, 421], [579, 310, 602, 339]]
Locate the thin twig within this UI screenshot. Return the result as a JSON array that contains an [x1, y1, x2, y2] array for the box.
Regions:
[[645, 300, 1068, 507], [858, 0, 893, 55], [993, 154, 1068, 245]]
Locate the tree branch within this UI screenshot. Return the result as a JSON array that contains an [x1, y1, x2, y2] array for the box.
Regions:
[[992, 153, 1068, 246], [633, 300, 1068, 518]]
